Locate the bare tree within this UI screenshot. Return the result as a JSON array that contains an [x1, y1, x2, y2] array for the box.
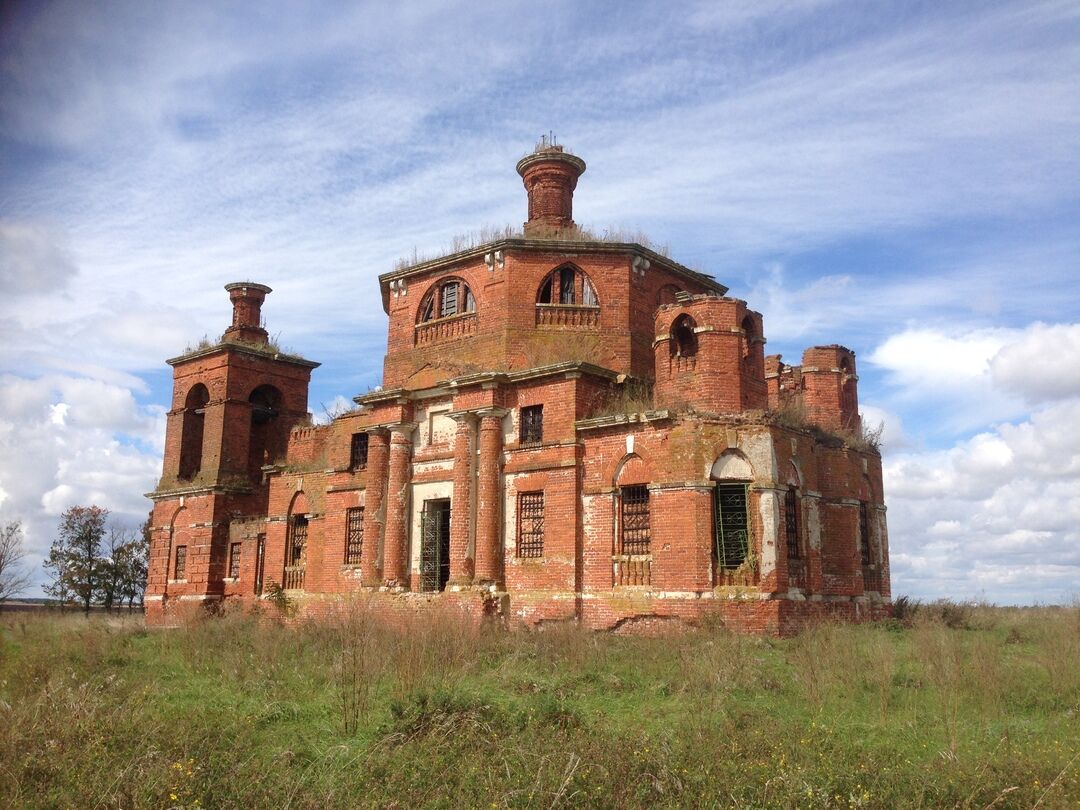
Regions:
[[100, 522, 148, 612], [0, 521, 32, 602]]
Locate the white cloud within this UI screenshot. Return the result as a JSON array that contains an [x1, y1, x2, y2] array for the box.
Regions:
[[885, 398, 1080, 604], [0, 374, 164, 594], [990, 323, 1080, 403]]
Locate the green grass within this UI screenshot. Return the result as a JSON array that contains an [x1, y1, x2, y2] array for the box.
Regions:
[[0, 602, 1077, 809]]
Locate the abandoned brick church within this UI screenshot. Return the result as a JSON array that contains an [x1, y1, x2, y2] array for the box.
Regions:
[[146, 141, 890, 634]]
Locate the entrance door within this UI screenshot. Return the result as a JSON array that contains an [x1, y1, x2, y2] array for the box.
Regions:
[[420, 499, 451, 592]]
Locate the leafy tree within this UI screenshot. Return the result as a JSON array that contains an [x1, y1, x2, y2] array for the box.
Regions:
[[44, 505, 108, 615], [0, 521, 32, 602]]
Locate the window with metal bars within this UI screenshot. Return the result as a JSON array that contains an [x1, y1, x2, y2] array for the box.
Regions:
[[713, 483, 750, 570], [349, 433, 368, 470], [859, 502, 872, 566], [344, 507, 364, 565], [520, 405, 543, 445], [784, 488, 800, 560], [620, 485, 651, 555], [517, 492, 544, 558], [288, 516, 308, 567], [174, 545, 187, 580], [228, 542, 241, 578]]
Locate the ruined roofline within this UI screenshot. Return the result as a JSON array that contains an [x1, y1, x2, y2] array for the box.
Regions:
[[166, 339, 320, 369], [377, 237, 726, 314], [353, 360, 621, 406]]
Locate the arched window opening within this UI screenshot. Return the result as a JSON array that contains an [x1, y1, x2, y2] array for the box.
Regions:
[[784, 462, 802, 566], [248, 384, 283, 477], [670, 314, 697, 358], [284, 512, 308, 590], [418, 278, 476, 323], [537, 266, 598, 307], [710, 451, 754, 582], [179, 384, 209, 480], [858, 501, 872, 566], [741, 315, 757, 364]]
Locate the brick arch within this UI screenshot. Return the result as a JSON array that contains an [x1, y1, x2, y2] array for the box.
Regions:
[[709, 449, 754, 481], [416, 276, 476, 323], [611, 453, 651, 487], [785, 460, 802, 488], [288, 490, 311, 517], [536, 263, 599, 307]]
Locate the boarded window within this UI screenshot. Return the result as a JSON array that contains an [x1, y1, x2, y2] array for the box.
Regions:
[[349, 433, 369, 470], [174, 545, 187, 580], [228, 542, 241, 579], [713, 484, 749, 570], [517, 492, 544, 558], [345, 507, 364, 565], [859, 502, 872, 566], [520, 405, 543, 445], [785, 488, 800, 560], [620, 485, 651, 555], [418, 279, 476, 323]]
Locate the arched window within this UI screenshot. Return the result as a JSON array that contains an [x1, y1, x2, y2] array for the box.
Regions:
[[178, 384, 209, 480], [670, 314, 697, 358], [710, 452, 753, 575], [418, 278, 476, 323], [537, 266, 598, 307], [248, 384, 282, 476], [784, 462, 801, 562]]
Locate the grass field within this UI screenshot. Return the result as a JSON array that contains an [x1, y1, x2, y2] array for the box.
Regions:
[[0, 600, 1077, 809]]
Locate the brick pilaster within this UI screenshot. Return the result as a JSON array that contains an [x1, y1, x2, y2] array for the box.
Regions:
[[448, 413, 476, 585], [474, 409, 505, 586], [382, 423, 414, 588], [360, 428, 389, 587]]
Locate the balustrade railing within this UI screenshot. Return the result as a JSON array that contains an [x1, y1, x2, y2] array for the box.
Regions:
[[414, 312, 477, 346], [283, 564, 306, 591], [535, 304, 600, 329], [613, 554, 651, 587]]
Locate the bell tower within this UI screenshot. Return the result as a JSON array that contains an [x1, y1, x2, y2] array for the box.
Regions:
[[146, 282, 319, 621], [516, 135, 587, 237]]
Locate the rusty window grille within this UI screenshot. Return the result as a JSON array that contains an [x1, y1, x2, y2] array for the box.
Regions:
[[284, 516, 308, 590], [228, 542, 242, 578], [349, 433, 368, 470], [344, 507, 364, 565], [174, 545, 187, 580], [288, 516, 308, 567], [859, 502, 872, 566], [713, 484, 749, 570], [517, 492, 544, 558], [620, 485, 651, 555], [520, 405, 543, 445], [419, 499, 451, 591], [785, 488, 800, 560]]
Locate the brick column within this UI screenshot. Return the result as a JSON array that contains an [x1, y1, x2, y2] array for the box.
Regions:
[[474, 409, 505, 587], [448, 413, 476, 586], [360, 429, 389, 587], [382, 423, 414, 589]]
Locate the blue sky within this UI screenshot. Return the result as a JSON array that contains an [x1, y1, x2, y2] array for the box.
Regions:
[[1, 0, 1078, 603]]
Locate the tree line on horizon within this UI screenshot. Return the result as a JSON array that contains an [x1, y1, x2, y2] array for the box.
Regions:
[[0, 506, 149, 612]]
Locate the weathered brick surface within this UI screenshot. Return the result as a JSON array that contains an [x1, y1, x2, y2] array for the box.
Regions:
[[147, 146, 889, 635]]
